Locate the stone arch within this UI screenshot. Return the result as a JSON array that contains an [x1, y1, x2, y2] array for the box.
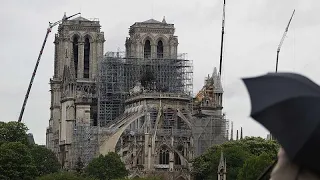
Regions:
[[158, 144, 170, 164], [69, 32, 82, 42], [83, 34, 94, 43], [174, 144, 186, 165], [154, 34, 169, 46], [70, 34, 80, 78], [83, 35, 91, 79], [140, 33, 156, 45], [156, 40, 164, 58], [141, 35, 154, 59], [174, 151, 181, 165], [99, 112, 145, 154], [176, 175, 187, 180]]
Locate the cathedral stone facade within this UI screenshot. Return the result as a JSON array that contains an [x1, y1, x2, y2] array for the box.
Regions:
[[46, 14, 228, 179], [46, 15, 104, 169]]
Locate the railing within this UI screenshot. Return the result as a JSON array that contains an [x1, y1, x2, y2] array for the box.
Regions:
[[154, 164, 169, 169], [123, 129, 192, 137], [126, 92, 191, 103]]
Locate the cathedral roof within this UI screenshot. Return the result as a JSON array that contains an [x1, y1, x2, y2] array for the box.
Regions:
[[142, 19, 162, 24], [70, 16, 91, 21]]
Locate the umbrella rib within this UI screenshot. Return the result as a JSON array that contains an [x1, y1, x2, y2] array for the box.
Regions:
[[256, 159, 278, 180]]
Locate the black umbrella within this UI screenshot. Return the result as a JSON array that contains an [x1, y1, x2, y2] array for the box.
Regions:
[[242, 72, 320, 173]]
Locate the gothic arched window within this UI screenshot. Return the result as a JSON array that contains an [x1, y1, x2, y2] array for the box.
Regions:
[[175, 145, 184, 165], [73, 36, 79, 78], [174, 152, 181, 165], [157, 40, 164, 58], [159, 146, 169, 164], [144, 40, 151, 58], [84, 37, 90, 78]]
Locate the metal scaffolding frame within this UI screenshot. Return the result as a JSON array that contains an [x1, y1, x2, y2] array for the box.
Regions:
[[71, 124, 99, 168], [67, 50, 227, 169], [192, 114, 229, 156], [97, 51, 193, 127]]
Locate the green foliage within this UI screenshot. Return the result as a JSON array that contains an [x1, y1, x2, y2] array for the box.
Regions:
[[117, 177, 162, 180], [85, 152, 128, 180], [0, 121, 29, 146], [29, 144, 61, 176], [192, 137, 280, 180], [237, 152, 274, 180], [230, 137, 280, 156], [36, 172, 94, 180], [0, 142, 38, 180], [193, 145, 252, 180], [0, 121, 61, 179]]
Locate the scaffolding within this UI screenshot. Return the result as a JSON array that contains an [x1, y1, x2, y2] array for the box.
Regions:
[[97, 52, 193, 127], [71, 124, 99, 168], [192, 114, 229, 156]]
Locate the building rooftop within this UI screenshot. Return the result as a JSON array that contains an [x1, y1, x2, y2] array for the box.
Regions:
[[71, 16, 91, 21], [142, 19, 162, 24]]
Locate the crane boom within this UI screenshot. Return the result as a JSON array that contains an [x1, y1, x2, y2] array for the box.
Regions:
[[275, 9, 295, 73], [18, 13, 80, 123], [219, 0, 226, 76]]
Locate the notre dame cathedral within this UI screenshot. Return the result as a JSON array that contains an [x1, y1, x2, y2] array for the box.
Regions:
[[46, 13, 228, 180]]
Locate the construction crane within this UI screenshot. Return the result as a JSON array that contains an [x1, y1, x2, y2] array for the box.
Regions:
[[218, 0, 226, 76], [275, 9, 295, 73], [18, 12, 81, 123]]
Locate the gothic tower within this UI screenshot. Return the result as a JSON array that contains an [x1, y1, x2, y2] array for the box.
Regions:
[[111, 17, 193, 180], [46, 14, 104, 169], [125, 17, 178, 59]]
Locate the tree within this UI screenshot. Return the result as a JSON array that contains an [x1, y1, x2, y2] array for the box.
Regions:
[[192, 137, 280, 180], [29, 144, 61, 176], [193, 145, 252, 180], [0, 121, 29, 146], [237, 153, 274, 180], [85, 152, 128, 180], [231, 137, 279, 156], [117, 177, 162, 180], [0, 142, 38, 180], [37, 172, 94, 180]]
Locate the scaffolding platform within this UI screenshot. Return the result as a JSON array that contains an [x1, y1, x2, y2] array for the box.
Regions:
[[97, 51, 193, 127]]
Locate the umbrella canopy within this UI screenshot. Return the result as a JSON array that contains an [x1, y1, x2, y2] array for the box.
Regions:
[[242, 72, 320, 173]]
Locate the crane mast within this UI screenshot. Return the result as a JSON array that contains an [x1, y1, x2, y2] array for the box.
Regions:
[[275, 9, 295, 73], [18, 13, 80, 123], [219, 0, 226, 76]]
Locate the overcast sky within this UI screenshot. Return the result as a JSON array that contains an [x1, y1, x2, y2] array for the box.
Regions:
[[1, 0, 319, 144]]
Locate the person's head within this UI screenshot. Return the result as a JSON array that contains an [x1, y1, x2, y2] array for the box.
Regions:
[[270, 148, 320, 180]]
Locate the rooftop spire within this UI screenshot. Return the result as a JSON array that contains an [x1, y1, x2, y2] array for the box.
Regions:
[[218, 151, 225, 169], [213, 67, 218, 78], [162, 16, 167, 23], [236, 130, 239, 140], [230, 122, 233, 140], [218, 151, 227, 180], [62, 12, 67, 21]]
